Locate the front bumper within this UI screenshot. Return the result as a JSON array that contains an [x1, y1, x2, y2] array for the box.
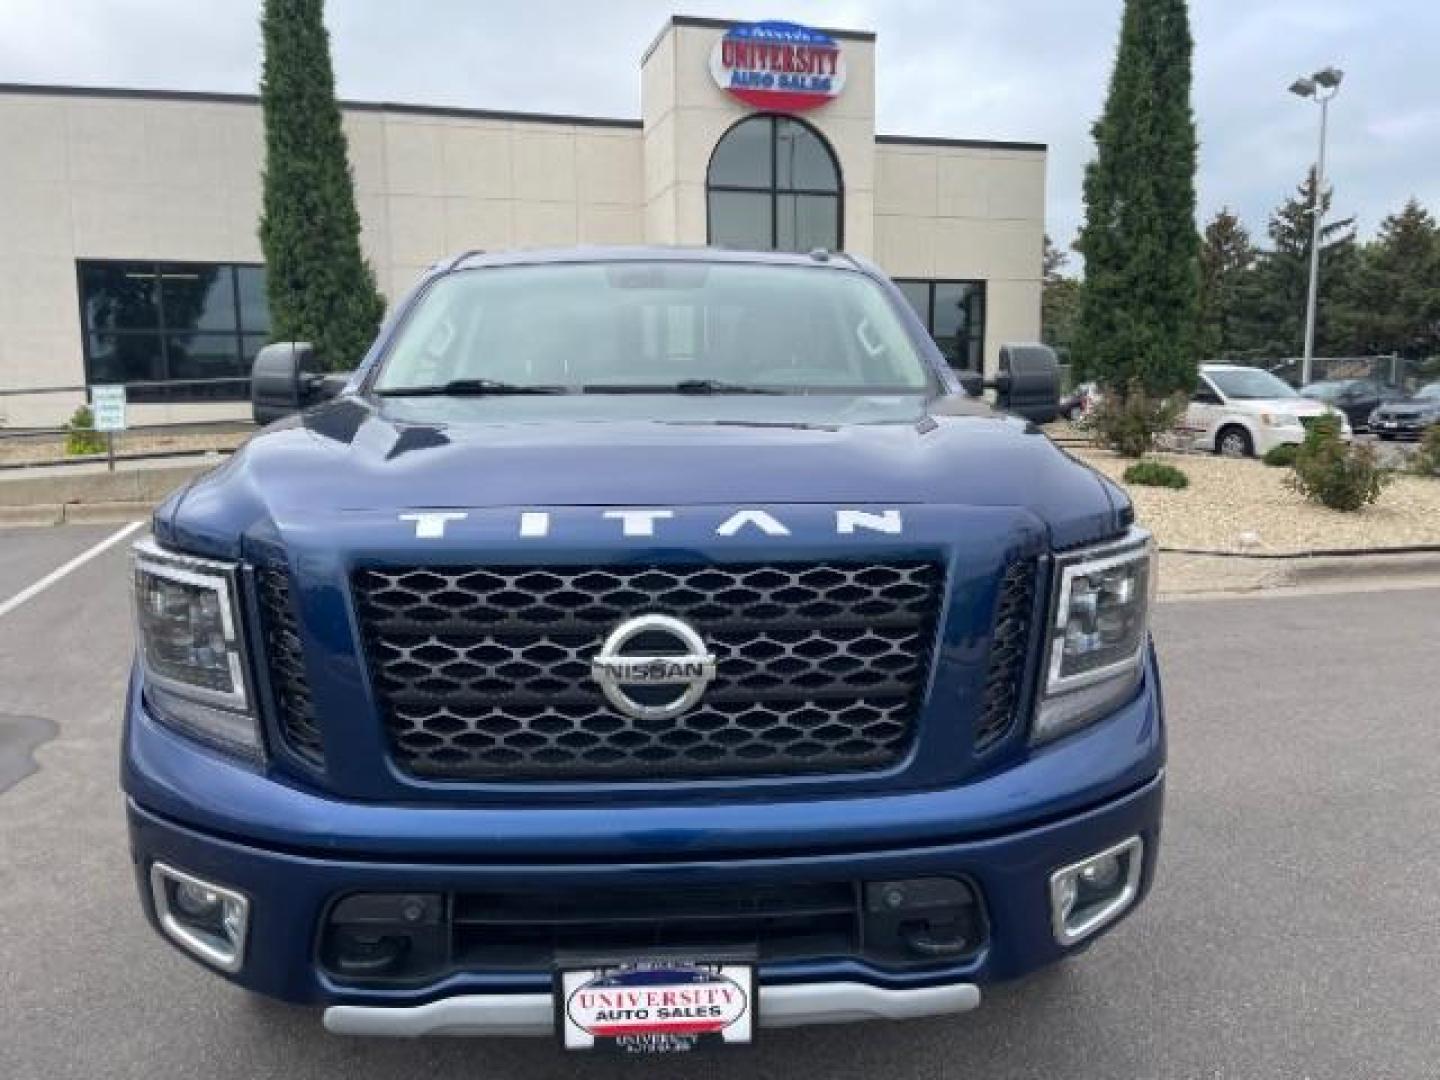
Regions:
[[1373, 418, 1431, 437], [323, 981, 983, 1036], [124, 642, 1165, 1028], [127, 768, 1163, 1014]]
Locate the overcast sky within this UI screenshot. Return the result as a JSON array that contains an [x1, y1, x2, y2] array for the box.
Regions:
[[2, 0, 1435, 268]]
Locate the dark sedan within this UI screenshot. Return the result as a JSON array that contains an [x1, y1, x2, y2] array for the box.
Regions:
[[1370, 383, 1440, 440], [1299, 378, 1406, 430]]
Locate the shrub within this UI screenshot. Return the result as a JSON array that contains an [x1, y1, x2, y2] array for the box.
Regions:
[[64, 405, 106, 456], [1412, 425, 1440, 477], [1286, 414, 1391, 511], [1083, 380, 1186, 458], [1123, 460, 1189, 489], [1262, 443, 1298, 468]]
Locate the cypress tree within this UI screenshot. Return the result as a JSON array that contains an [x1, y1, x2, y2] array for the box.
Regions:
[[259, 0, 385, 371], [1074, 0, 1199, 397]]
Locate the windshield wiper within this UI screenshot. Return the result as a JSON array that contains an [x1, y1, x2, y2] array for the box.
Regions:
[[375, 378, 568, 397], [583, 379, 782, 395]]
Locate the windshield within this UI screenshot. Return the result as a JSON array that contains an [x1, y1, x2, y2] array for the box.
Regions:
[[1416, 383, 1440, 400], [1208, 368, 1298, 400], [373, 261, 934, 395]]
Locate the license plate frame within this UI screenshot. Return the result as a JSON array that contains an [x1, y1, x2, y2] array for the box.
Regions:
[[555, 952, 756, 1055]]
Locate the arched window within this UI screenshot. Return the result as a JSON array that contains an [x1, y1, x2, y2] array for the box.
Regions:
[[706, 115, 842, 252]]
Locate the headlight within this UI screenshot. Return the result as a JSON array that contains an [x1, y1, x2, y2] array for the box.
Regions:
[[132, 537, 262, 760], [1034, 527, 1154, 744], [1259, 412, 1296, 427]]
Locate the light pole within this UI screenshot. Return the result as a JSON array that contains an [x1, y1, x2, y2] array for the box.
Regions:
[[1289, 65, 1344, 387]]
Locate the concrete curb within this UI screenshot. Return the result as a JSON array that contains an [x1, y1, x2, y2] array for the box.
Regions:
[[1158, 549, 1440, 598], [0, 504, 64, 527], [0, 464, 207, 508], [61, 502, 154, 525]]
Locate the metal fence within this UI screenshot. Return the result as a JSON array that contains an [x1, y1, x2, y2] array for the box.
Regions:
[[0, 379, 254, 471], [1263, 355, 1440, 391]]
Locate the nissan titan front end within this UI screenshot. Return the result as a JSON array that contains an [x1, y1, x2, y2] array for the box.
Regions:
[[122, 248, 1165, 1055]]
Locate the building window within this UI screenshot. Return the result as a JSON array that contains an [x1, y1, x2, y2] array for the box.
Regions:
[[706, 115, 842, 253], [895, 279, 986, 371], [78, 260, 270, 402]]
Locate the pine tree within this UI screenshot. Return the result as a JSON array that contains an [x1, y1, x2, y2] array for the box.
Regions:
[[1041, 234, 1082, 362], [1074, 0, 1199, 397], [259, 0, 385, 371], [1196, 209, 1256, 361], [1346, 199, 1440, 359], [1237, 168, 1358, 360]]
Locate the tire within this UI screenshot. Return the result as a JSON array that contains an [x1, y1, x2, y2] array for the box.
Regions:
[[1216, 425, 1253, 459]]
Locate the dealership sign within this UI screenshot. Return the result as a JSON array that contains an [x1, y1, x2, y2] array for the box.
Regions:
[[709, 21, 846, 112]]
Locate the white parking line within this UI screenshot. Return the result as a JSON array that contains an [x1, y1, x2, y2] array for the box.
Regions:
[[0, 521, 145, 621]]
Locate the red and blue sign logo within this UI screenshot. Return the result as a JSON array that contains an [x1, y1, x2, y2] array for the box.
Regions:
[[709, 21, 847, 112]]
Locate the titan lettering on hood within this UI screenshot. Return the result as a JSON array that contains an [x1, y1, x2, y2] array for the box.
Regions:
[[399, 507, 903, 540], [709, 21, 847, 112]]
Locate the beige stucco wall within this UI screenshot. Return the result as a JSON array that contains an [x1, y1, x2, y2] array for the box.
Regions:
[[0, 92, 271, 426], [347, 111, 643, 298], [0, 90, 644, 426], [0, 16, 1045, 425], [874, 142, 1045, 373], [642, 22, 876, 256]]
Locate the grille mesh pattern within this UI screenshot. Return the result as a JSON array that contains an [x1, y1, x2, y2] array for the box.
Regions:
[[256, 567, 323, 765], [353, 562, 943, 781], [976, 561, 1038, 750]]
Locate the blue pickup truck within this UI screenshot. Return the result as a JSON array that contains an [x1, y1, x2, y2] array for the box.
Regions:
[[123, 247, 1163, 1053]]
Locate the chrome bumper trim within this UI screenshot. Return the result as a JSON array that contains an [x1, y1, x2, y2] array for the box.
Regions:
[[322, 980, 981, 1037]]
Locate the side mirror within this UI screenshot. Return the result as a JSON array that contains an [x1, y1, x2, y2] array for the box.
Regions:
[[991, 344, 1060, 423], [251, 342, 347, 425], [956, 370, 984, 397]]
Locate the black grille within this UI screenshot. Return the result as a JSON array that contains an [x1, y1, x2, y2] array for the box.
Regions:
[[318, 878, 986, 984], [976, 561, 1038, 750], [453, 882, 860, 970], [353, 562, 944, 781], [256, 567, 323, 765]]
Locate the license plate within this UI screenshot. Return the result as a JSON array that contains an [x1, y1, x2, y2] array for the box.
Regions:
[[558, 961, 754, 1054]]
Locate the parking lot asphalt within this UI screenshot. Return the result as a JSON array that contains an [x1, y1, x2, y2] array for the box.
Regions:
[[2, 522, 1438, 1079]]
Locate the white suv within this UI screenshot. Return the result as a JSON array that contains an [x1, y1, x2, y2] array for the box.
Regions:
[[1182, 364, 1351, 458]]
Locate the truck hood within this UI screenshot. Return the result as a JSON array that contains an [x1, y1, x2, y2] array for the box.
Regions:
[[156, 393, 1127, 557]]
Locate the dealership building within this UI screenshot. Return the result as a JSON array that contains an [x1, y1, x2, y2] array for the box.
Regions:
[[0, 15, 1046, 427]]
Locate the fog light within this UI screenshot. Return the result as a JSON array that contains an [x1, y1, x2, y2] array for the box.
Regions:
[[1079, 853, 1122, 891], [174, 880, 222, 919], [1049, 837, 1143, 946], [150, 862, 249, 973]]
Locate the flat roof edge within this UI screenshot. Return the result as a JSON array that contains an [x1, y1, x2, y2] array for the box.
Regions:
[[0, 83, 642, 129], [669, 14, 876, 42], [644, 14, 876, 65], [876, 134, 1047, 152]]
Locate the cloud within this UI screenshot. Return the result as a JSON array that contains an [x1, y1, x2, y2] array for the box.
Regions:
[[1, 0, 1434, 250]]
